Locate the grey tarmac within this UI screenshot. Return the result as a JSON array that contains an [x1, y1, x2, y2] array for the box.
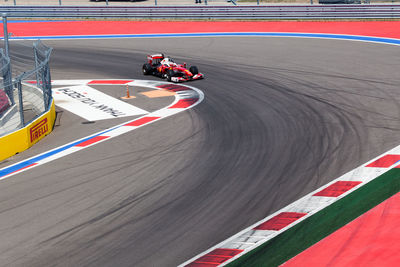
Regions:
[[0, 37, 400, 266]]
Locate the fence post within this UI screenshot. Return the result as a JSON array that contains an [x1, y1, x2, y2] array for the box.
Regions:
[[17, 81, 24, 127], [43, 49, 52, 109], [45, 58, 52, 109], [2, 14, 14, 105], [2, 14, 10, 61], [41, 70, 47, 109], [33, 44, 40, 89]]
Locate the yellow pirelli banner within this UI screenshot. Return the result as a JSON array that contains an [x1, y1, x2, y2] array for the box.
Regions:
[[0, 100, 56, 162]]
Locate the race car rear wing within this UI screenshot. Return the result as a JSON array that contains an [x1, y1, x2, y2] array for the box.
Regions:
[[147, 54, 164, 65]]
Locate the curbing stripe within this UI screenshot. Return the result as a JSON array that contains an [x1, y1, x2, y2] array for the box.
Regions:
[[232, 167, 400, 266], [157, 84, 190, 92], [189, 249, 244, 266], [124, 116, 160, 127], [87, 79, 134, 85], [313, 181, 362, 197], [180, 144, 400, 266], [8, 163, 38, 176], [0, 79, 204, 181], [365, 154, 400, 168], [169, 98, 199, 109], [253, 212, 307, 231], [74, 135, 110, 147]]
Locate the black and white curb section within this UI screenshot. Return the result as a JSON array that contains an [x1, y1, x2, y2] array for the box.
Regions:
[[180, 146, 400, 266]]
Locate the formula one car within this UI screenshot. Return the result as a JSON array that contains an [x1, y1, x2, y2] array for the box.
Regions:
[[142, 54, 204, 83]]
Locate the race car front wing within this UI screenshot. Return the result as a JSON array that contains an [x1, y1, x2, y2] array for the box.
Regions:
[[171, 73, 204, 83]]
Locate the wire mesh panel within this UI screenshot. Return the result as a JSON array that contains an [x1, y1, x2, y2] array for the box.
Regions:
[[21, 74, 46, 123], [0, 47, 17, 136], [0, 48, 13, 106], [0, 47, 16, 136], [33, 40, 52, 111], [0, 40, 53, 137]]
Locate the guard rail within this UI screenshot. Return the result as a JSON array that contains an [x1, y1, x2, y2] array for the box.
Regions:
[[0, 5, 400, 19]]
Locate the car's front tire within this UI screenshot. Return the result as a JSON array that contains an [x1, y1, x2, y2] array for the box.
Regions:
[[189, 66, 199, 75], [166, 69, 175, 82]]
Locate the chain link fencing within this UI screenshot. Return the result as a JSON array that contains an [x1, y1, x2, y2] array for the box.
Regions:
[[0, 40, 52, 137]]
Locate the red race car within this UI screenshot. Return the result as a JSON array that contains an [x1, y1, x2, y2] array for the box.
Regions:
[[142, 54, 204, 83]]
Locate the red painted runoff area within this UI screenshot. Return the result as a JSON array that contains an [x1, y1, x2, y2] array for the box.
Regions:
[[186, 248, 243, 266], [366, 154, 400, 168], [1, 21, 400, 39], [254, 212, 307, 231], [313, 181, 362, 197], [282, 192, 400, 267]]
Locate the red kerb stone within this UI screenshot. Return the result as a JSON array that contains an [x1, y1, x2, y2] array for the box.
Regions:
[[313, 181, 362, 197], [254, 212, 307, 231], [366, 154, 400, 168]]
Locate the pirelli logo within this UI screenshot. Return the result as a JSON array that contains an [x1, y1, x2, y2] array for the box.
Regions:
[[30, 118, 49, 143]]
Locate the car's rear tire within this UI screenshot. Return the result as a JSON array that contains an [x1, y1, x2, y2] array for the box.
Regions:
[[189, 66, 199, 75], [142, 64, 153, 75]]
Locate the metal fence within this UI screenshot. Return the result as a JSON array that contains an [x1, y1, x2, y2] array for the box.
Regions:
[[0, 40, 52, 137], [3, 0, 235, 6], [0, 48, 12, 105], [1, 0, 399, 6], [33, 40, 52, 110]]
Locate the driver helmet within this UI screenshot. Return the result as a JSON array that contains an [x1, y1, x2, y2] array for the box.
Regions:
[[161, 57, 176, 67]]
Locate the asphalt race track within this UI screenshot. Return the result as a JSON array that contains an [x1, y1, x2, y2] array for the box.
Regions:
[[1, 37, 400, 267]]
